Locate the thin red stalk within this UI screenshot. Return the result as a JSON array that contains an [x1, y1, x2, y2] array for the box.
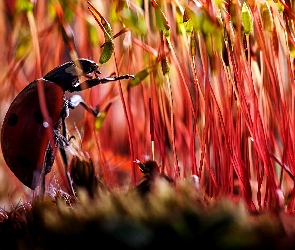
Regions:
[[211, 80, 254, 206], [167, 37, 197, 177], [239, 54, 279, 209], [226, 37, 267, 209], [251, 6, 289, 155], [149, 98, 155, 160], [196, 36, 220, 192], [93, 131, 112, 188], [256, 112, 279, 209], [28, 9, 57, 149], [250, 6, 288, 209], [113, 53, 136, 185], [256, 155, 263, 210], [165, 74, 179, 178], [157, 89, 171, 174], [276, 21, 295, 183], [196, 33, 251, 198], [190, 55, 204, 177]]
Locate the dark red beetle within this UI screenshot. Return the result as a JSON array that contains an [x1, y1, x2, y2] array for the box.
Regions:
[[1, 59, 134, 193]]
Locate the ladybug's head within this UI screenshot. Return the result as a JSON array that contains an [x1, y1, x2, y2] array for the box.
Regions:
[[43, 58, 100, 92], [75, 59, 100, 75]]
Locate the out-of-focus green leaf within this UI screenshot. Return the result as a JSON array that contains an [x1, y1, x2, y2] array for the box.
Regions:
[[260, 2, 273, 33], [88, 24, 99, 46], [60, 0, 76, 22], [15, 36, 31, 59], [184, 5, 223, 55], [16, 0, 34, 12], [276, 1, 284, 13], [175, 6, 185, 36], [119, 6, 147, 35], [241, 2, 253, 35], [95, 111, 107, 130], [49, 0, 76, 22], [113, 0, 126, 12], [99, 41, 115, 65], [155, 7, 170, 37], [129, 67, 154, 87], [214, 0, 222, 8], [183, 12, 194, 34], [206, 36, 213, 56], [203, 28, 224, 56], [202, 18, 215, 35], [185, 7, 202, 33], [213, 29, 223, 54], [288, 39, 295, 58]]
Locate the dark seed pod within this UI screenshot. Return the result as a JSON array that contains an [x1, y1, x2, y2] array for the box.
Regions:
[[69, 156, 98, 198], [135, 159, 174, 196]]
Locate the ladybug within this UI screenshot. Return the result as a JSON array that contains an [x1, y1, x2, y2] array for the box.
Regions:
[[1, 58, 134, 192]]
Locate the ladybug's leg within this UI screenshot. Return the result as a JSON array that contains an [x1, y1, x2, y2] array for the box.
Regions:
[[37, 143, 55, 197], [58, 105, 76, 196], [59, 119, 69, 166], [68, 95, 100, 117], [67, 74, 135, 92]]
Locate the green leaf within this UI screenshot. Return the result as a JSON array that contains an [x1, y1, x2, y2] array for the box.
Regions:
[[129, 67, 154, 87], [184, 19, 193, 34], [16, 0, 34, 12], [185, 7, 202, 33], [15, 36, 31, 59], [202, 18, 215, 35], [99, 41, 115, 65], [260, 2, 273, 32], [101, 17, 114, 43], [88, 24, 99, 46], [276, 1, 284, 13], [241, 2, 253, 35], [119, 6, 147, 35], [95, 112, 107, 130], [155, 6, 170, 37]]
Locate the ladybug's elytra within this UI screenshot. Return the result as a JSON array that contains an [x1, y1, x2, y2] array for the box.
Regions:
[[0, 58, 134, 192]]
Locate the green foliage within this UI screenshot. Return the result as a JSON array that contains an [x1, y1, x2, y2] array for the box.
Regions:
[[119, 4, 148, 35], [184, 5, 224, 55], [154, 5, 170, 37], [95, 111, 107, 130], [88, 23, 100, 46], [99, 18, 114, 64], [183, 9, 194, 34], [260, 2, 273, 33], [99, 41, 114, 65], [241, 2, 253, 35], [129, 66, 154, 87], [16, 0, 34, 12]]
